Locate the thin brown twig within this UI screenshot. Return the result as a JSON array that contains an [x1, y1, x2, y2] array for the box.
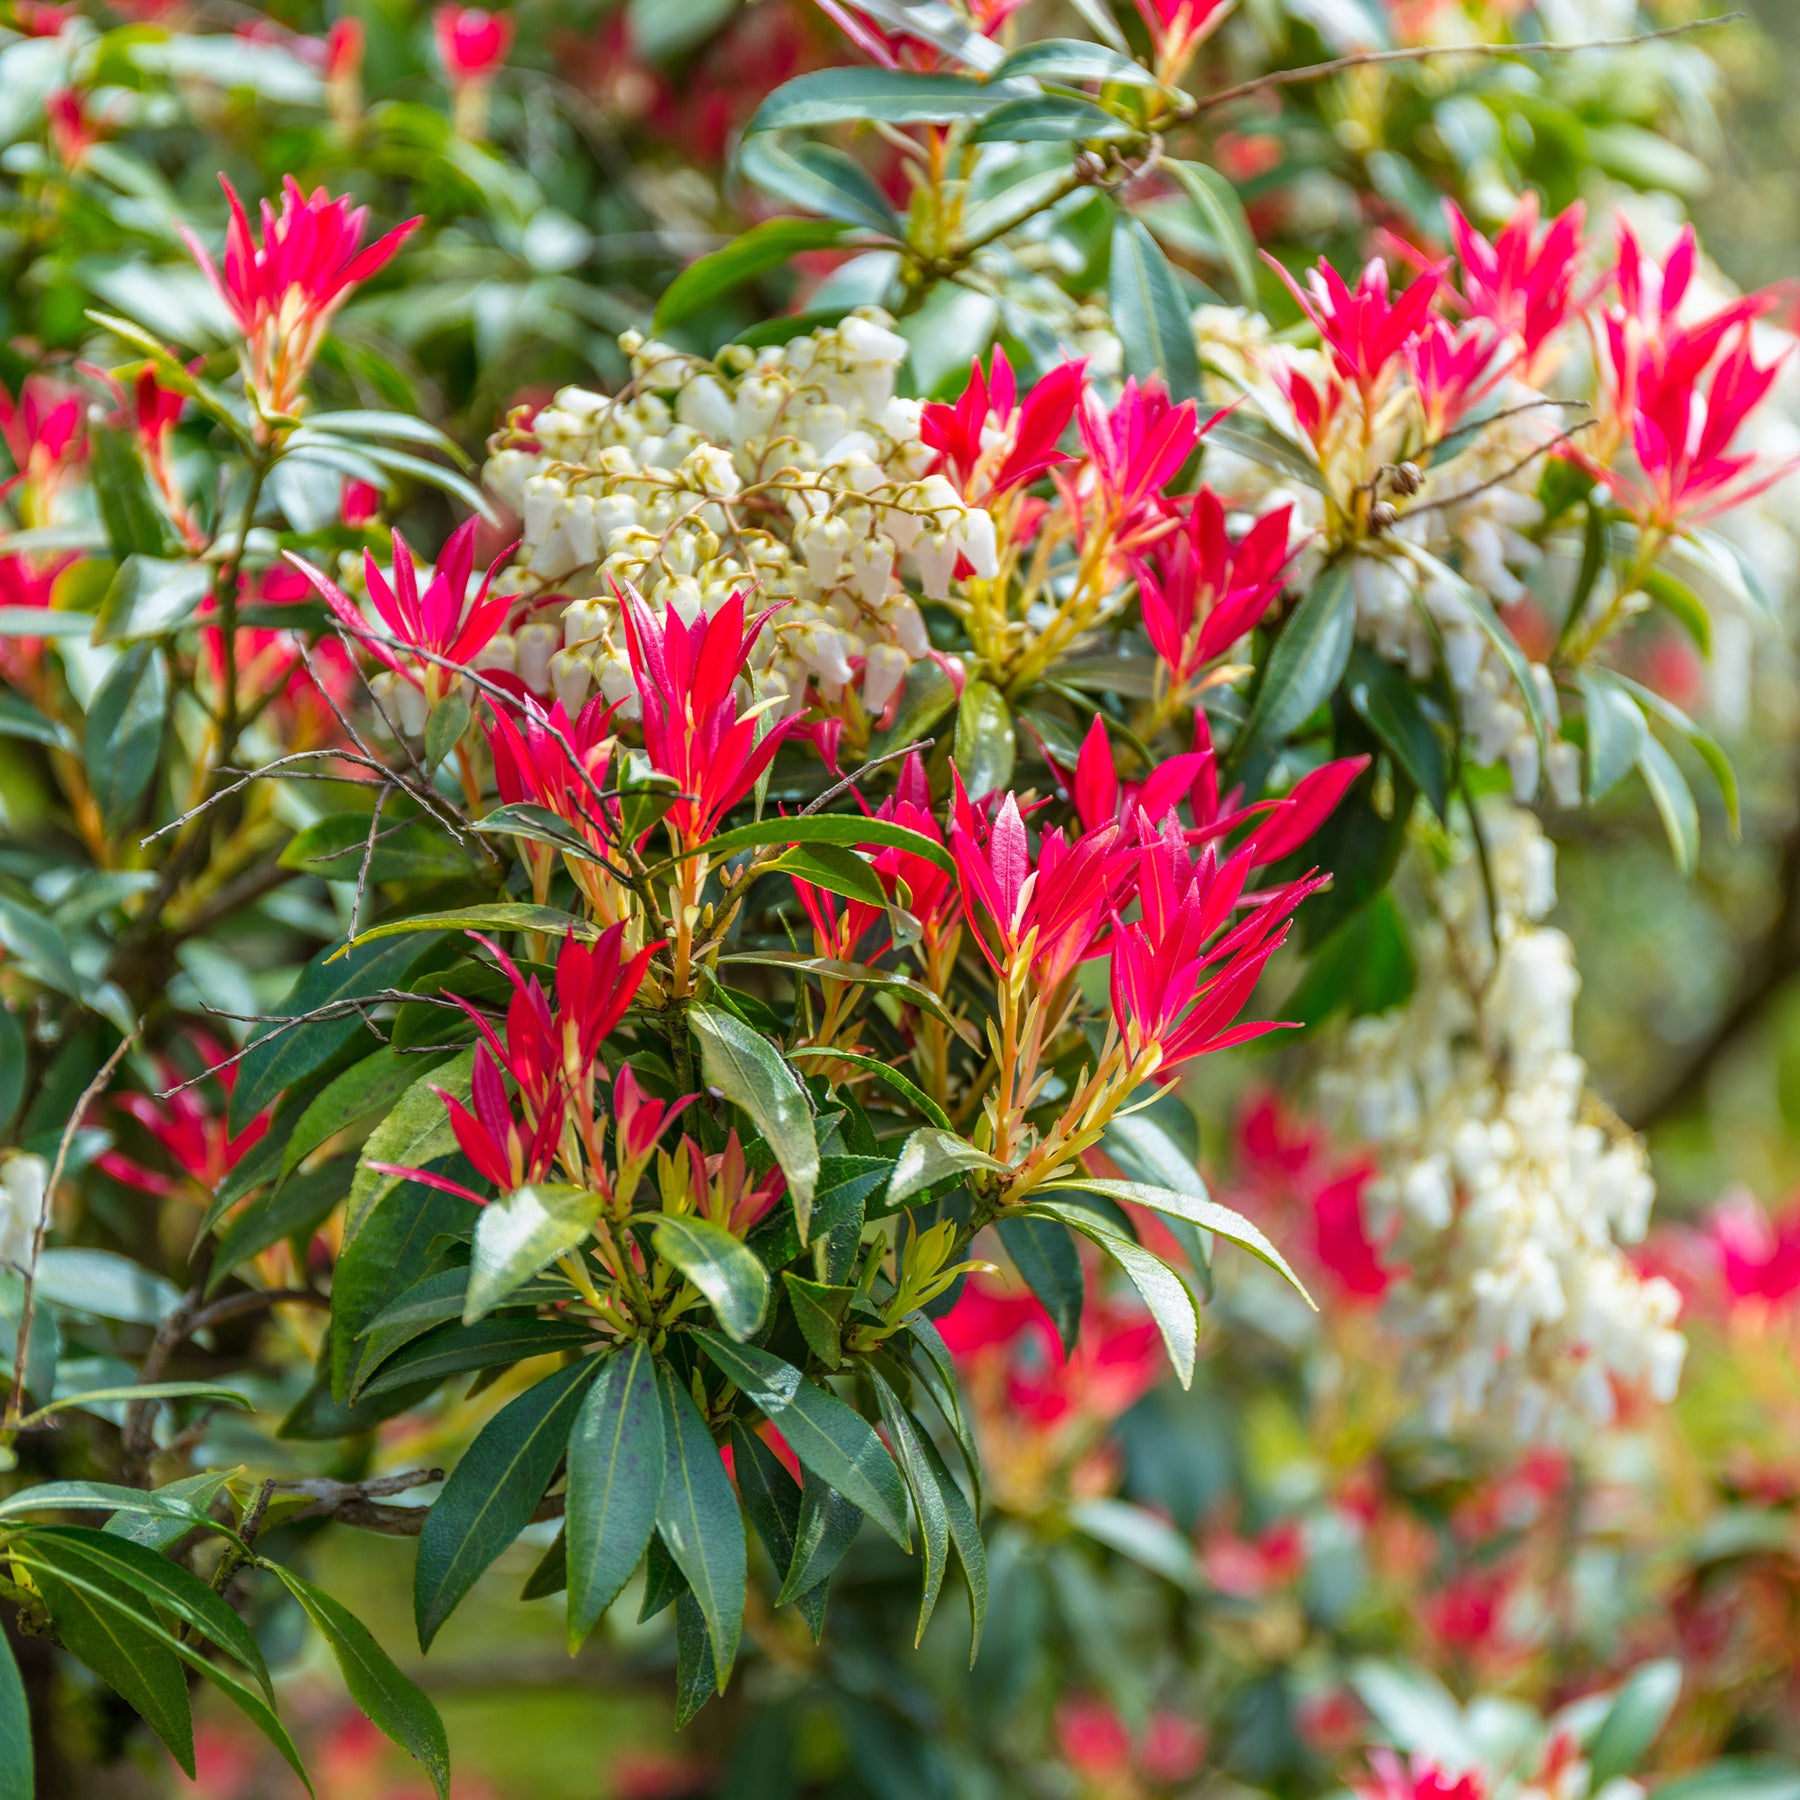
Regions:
[[6, 1025, 141, 1429], [799, 738, 935, 817]]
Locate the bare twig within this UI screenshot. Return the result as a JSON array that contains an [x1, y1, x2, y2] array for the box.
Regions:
[[799, 738, 935, 816], [350, 783, 390, 939], [6, 1026, 141, 1429], [1404, 422, 1596, 518], [1190, 16, 1742, 115]]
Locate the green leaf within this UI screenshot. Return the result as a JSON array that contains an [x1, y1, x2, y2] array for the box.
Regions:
[[762, 843, 887, 908], [886, 1126, 1006, 1207], [1612, 671, 1740, 837], [728, 1419, 826, 1637], [208, 1160, 350, 1293], [105, 1469, 236, 1551], [20, 1381, 251, 1425], [737, 136, 904, 237], [347, 904, 594, 948], [0, 1007, 24, 1141], [345, 1048, 474, 1239], [654, 1360, 746, 1690], [566, 1343, 664, 1648], [782, 1271, 853, 1369], [993, 38, 1159, 85], [283, 1047, 449, 1181], [953, 677, 1016, 798], [692, 1330, 911, 1548], [995, 1215, 1083, 1353], [1578, 669, 1648, 802], [915, 1429, 986, 1660], [280, 815, 476, 883], [85, 642, 167, 828], [1235, 562, 1354, 764], [93, 556, 209, 642], [788, 1047, 954, 1133], [721, 952, 953, 1025], [1022, 1200, 1201, 1386], [1166, 160, 1258, 305], [674, 1590, 720, 1726], [1588, 1660, 1681, 1788], [520, 1530, 567, 1599], [34, 1248, 183, 1325], [423, 691, 471, 773], [91, 419, 173, 560], [776, 1468, 864, 1606], [0, 1630, 30, 1800], [0, 1481, 224, 1532], [467, 1184, 598, 1322], [25, 1553, 194, 1774], [359, 1316, 595, 1398], [677, 812, 956, 877], [473, 802, 609, 864], [230, 934, 431, 1133], [969, 92, 1133, 144], [1643, 565, 1711, 657], [653, 1214, 771, 1341], [1067, 1496, 1198, 1589], [747, 68, 1025, 133], [1636, 731, 1699, 877], [271, 1568, 450, 1800], [866, 1367, 948, 1643], [415, 1358, 599, 1649], [0, 690, 72, 753], [18, 1527, 270, 1697], [656, 220, 858, 331], [1346, 643, 1450, 821], [688, 1005, 819, 1238], [333, 1185, 472, 1401], [867, 655, 959, 761], [1037, 1175, 1314, 1305], [1109, 212, 1201, 406]]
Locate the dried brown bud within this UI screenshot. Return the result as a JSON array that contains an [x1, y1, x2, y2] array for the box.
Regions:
[[1368, 501, 1400, 535]]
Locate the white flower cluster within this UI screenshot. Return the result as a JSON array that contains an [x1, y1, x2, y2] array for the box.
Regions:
[[1317, 805, 1685, 1443], [1194, 306, 1578, 808], [480, 308, 998, 722]]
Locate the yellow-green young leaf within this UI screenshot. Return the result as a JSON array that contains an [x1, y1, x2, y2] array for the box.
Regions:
[[271, 1568, 450, 1800], [691, 1330, 911, 1548], [566, 1344, 664, 1650], [466, 1184, 599, 1322], [653, 1362, 746, 1692], [886, 1127, 1006, 1208], [652, 1214, 771, 1341], [688, 1006, 818, 1237], [415, 1359, 599, 1649]]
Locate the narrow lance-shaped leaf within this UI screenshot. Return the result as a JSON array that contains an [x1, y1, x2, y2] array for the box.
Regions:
[[466, 1184, 598, 1322], [566, 1343, 664, 1649]]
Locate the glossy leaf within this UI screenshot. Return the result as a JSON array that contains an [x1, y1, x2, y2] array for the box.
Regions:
[[969, 92, 1132, 143], [0, 1632, 29, 1800], [689, 1005, 818, 1238], [1588, 1661, 1682, 1787], [995, 1215, 1083, 1353], [692, 1330, 911, 1547], [566, 1343, 664, 1648], [466, 1183, 598, 1322], [1166, 159, 1258, 304], [1109, 212, 1201, 405], [867, 1367, 948, 1643], [654, 1360, 746, 1690], [272, 1568, 450, 1800], [85, 643, 167, 828], [345, 1048, 475, 1239], [359, 1316, 594, 1397], [415, 1358, 599, 1649], [1235, 562, 1355, 764], [886, 1126, 1006, 1208], [93, 556, 209, 642], [656, 219, 859, 330], [747, 68, 1025, 133]]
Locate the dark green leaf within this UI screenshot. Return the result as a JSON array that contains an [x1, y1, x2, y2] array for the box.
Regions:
[[867, 1369, 948, 1644], [788, 1047, 953, 1133], [995, 1216, 1083, 1353], [0, 1007, 23, 1141], [782, 1271, 853, 1368], [674, 1591, 719, 1725], [272, 1568, 450, 1800], [953, 677, 1016, 798], [0, 1630, 30, 1800], [777, 1468, 863, 1606], [208, 1159, 350, 1293], [359, 1316, 595, 1398], [654, 1361, 746, 1690], [566, 1343, 664, 1647], [1346, 643, 1450, 820], [415, 1358, 599, 1649], [762, 843, 887, 908], [737, 136, 903, 237], [345, 1049, 474, 1239], [915, 1430, 986, 1660], [347, 905, 593, 948], [682, 812, 955, 877], [282, 1047, 451, 1180], [521, 1529, 567, 1599], [692, 1330, 910, 1547], [85, 643, 167, 828], [993, 38, 1158, 84], [728, 1419, 827, 1638], [1235, 563, 1354, 763], [867, 656, 958, 762], [91, 422, 172, 560], [230, 934, 431, 1133], [0, 690, 73, 752], [1109, 212, 1201, 405], [104, 1470, 235, 1552]]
